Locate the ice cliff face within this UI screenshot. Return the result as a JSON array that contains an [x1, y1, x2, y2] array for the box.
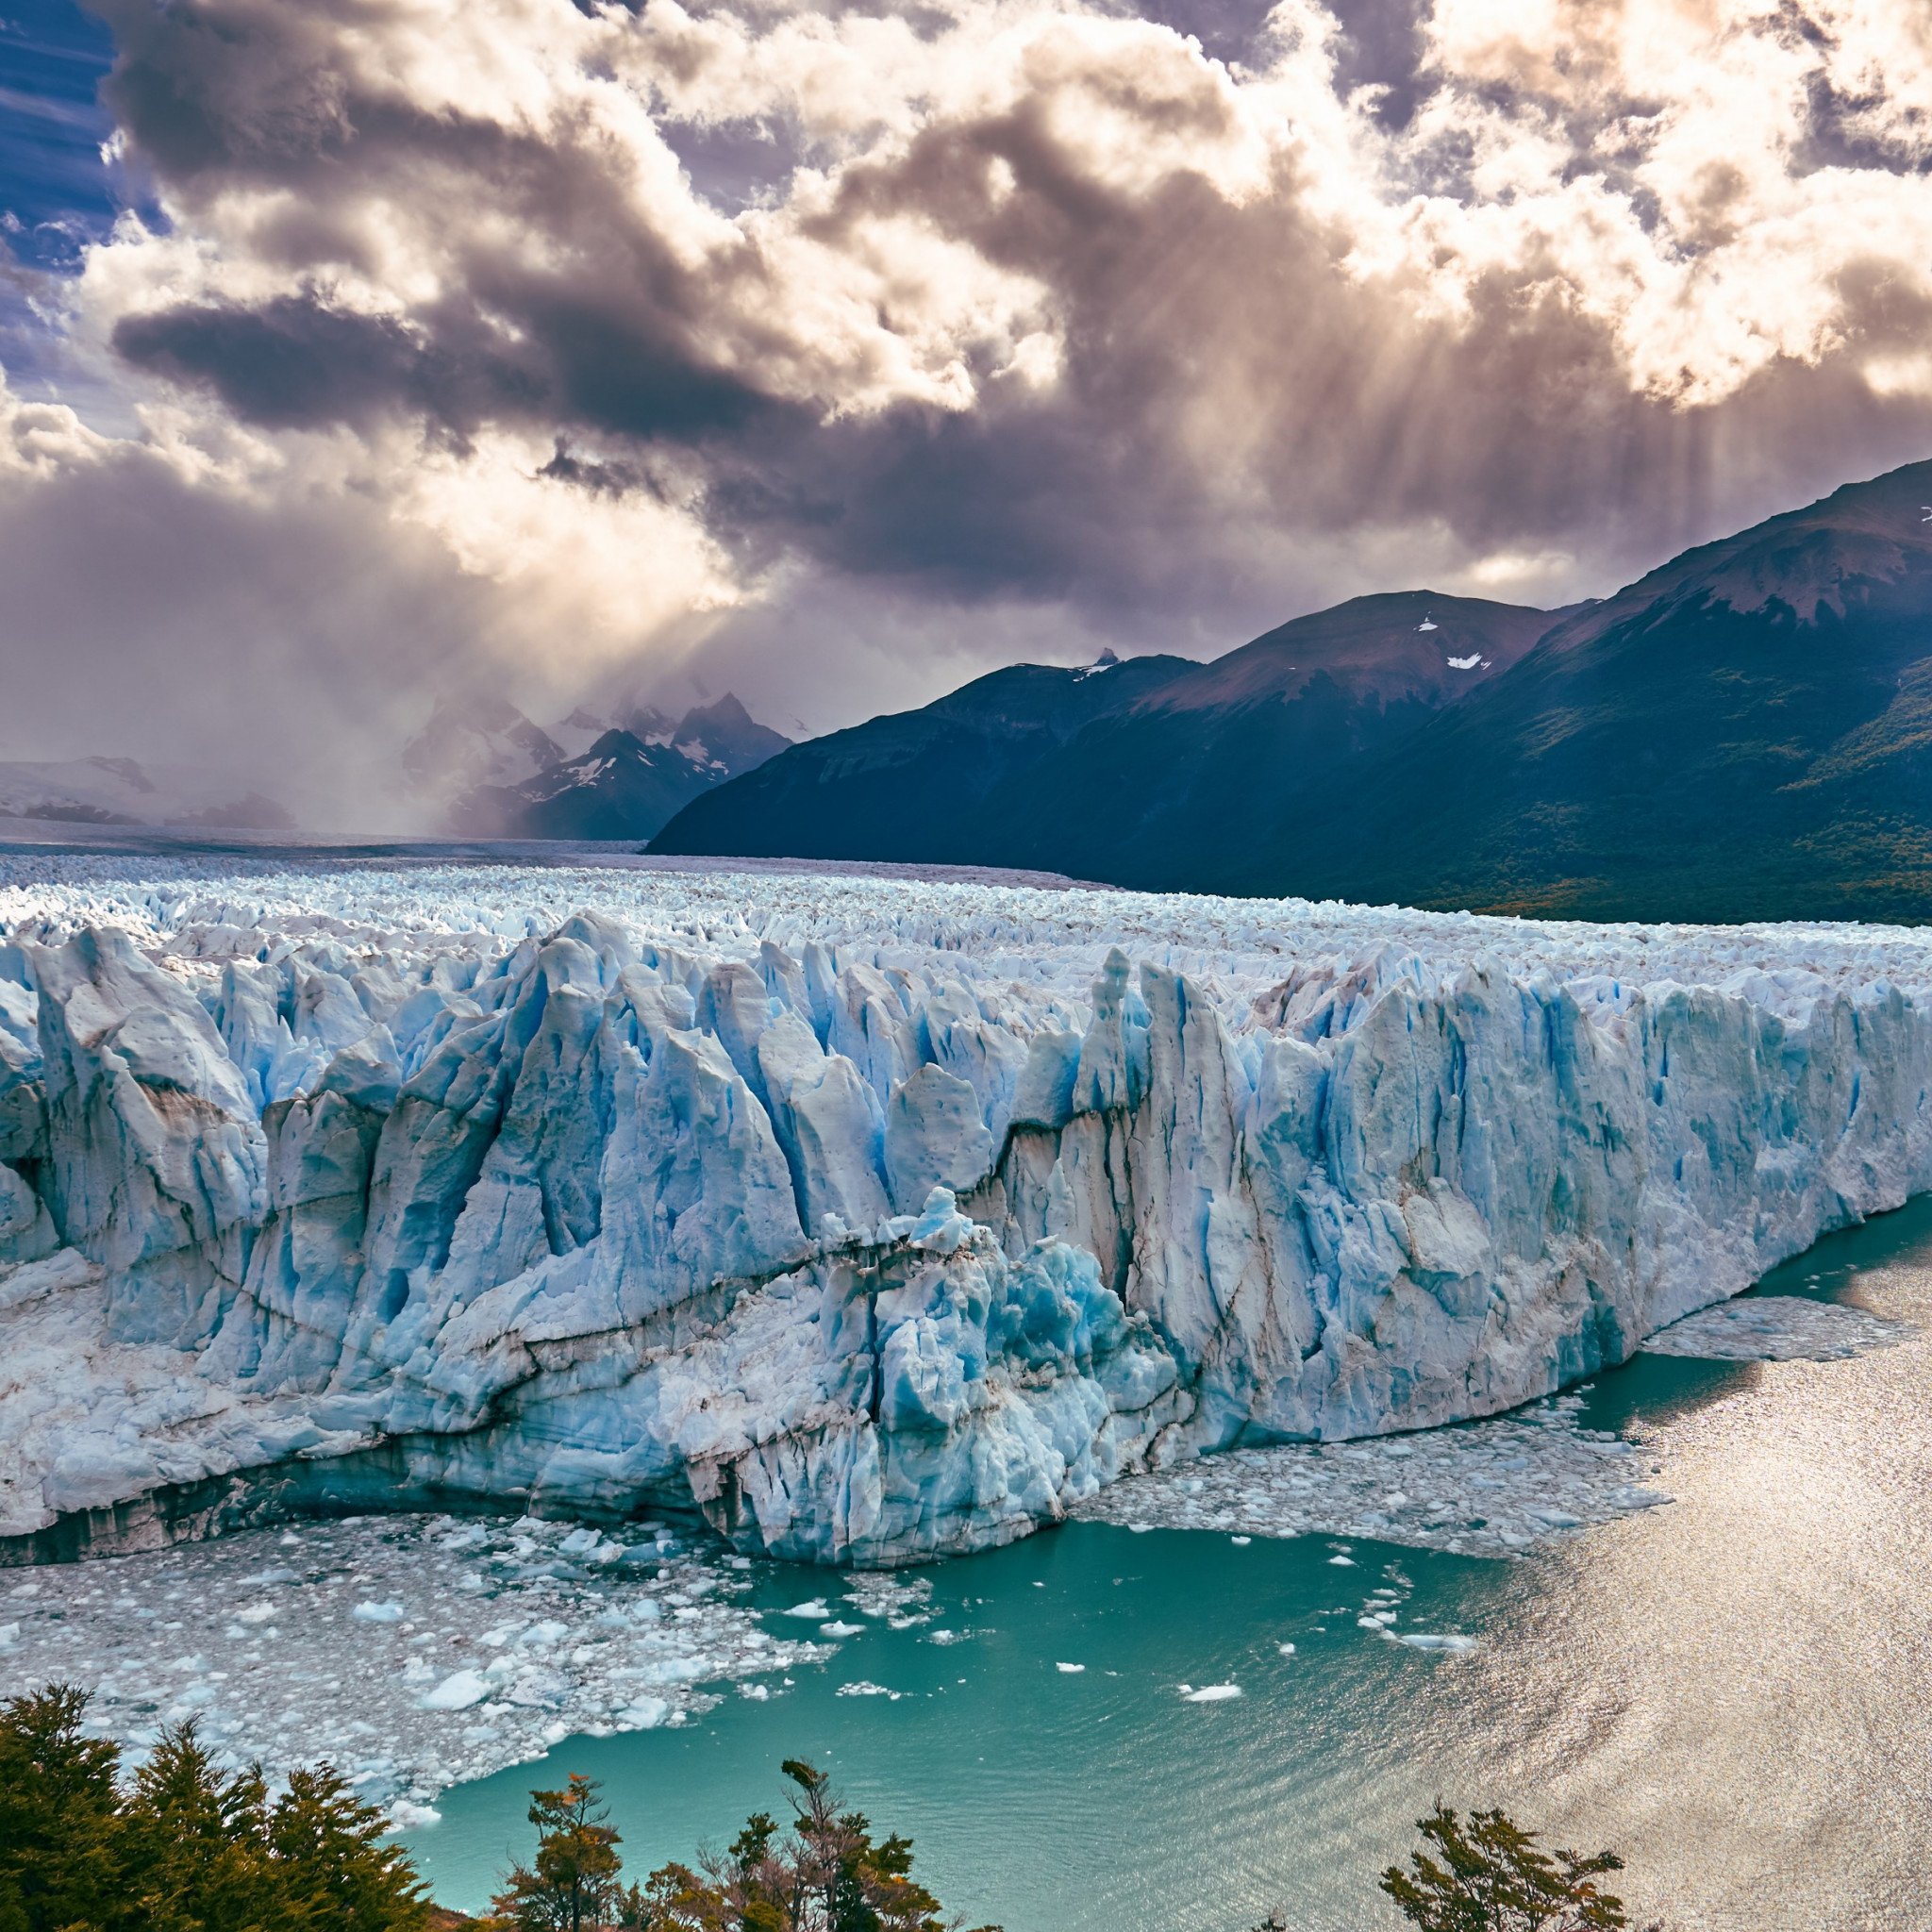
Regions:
[[4, 859, 1931, 1566]]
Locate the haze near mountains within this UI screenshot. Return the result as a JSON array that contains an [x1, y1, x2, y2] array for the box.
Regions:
[[656, 459, 1932, 924]]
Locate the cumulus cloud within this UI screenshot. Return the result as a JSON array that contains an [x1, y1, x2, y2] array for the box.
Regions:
[[5, 0, 1932, 812]]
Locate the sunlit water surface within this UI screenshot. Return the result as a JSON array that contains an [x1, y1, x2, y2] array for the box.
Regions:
[[406, 1202, 1932, 1931]]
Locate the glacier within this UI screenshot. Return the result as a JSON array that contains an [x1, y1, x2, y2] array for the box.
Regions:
[[3, 853, 1931, 1570]]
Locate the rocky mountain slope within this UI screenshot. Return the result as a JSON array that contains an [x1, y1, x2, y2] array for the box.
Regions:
[[1278, 461, 1932, 921]]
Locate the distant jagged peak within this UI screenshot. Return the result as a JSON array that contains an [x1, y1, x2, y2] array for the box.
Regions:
[[549, 687, 789, 769], [402, 689, 562, 796], [669, 693, 791, 773], [88, 755, 155, 792]]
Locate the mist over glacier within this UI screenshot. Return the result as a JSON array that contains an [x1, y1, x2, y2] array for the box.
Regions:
[[4, 856, 1931, 1572]]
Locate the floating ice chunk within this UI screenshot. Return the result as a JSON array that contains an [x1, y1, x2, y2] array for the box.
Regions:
[[233, 1603, 278, 1625], [1446, 653, 1480, 669], [820, 1621, 865, 1638], [836, 1681, 901, 1699], [782, 1599, 832, 1620], [352, 1601, 406, 1624], [1056, 1661, 1086, 1674], [1394, 1633, 1478, 1653], [1230, 1536, 1251, 1546], [1179, 1683, 1241, 1702], [1644, 1295, 1907, 1362], [388, 1798, 441, 1830], [618, 1697, 669, 1728], [1327, 1555, 1356, 1567], [1276, 1641, 1295, 1656], [420, 1670, 491, 1710]]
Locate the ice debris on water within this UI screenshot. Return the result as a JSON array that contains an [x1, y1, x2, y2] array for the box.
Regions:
[[1643, 1295, 1908, 1362], [0, 1513, 825, 1816], [1179, 1684, 1241, 1702], [1075, 1393, 1670, 1558], [5, 853, 1932, 1571]]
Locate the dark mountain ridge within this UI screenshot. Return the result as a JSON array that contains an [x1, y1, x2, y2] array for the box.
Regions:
[[654, 592, 1550, 880], [657, 458, 1932, 921]]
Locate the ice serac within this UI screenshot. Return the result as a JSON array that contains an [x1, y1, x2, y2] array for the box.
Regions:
[[3, 868, 1931, 1566]]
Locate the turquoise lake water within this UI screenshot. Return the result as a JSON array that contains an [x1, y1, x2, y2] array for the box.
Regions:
[[406, 1200, 1932, 1931]]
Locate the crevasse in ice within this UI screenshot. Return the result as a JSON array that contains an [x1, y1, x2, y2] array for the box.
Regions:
[[3, 858, 1929, 1566]]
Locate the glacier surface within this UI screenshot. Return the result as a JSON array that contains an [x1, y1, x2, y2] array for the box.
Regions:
[[4, 854, 1930, 1568]]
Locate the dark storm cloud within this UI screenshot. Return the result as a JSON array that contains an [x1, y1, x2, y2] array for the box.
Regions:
[[111, 282, 791, 442], [77, 0, 1932, 605], [678, 88, 1932, 621], [110, 293, 492, 431]]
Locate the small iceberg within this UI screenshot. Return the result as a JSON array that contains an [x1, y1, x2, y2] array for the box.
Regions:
[[420, 1670, 491, 1710]]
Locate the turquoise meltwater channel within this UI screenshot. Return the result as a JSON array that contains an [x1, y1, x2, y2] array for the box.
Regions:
[[406, 1198, 1932, 1932]]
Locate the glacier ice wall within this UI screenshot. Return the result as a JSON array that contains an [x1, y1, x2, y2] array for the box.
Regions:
[[4, 859, 1930, 1566]]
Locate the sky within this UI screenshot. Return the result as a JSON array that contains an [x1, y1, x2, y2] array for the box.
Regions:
[[3, 0, 1932, 814]]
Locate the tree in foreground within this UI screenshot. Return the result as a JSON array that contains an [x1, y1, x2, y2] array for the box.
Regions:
[[504, 1759, 995, 1932], [491, 1774, 626, 1932], [1379, 1801, 1641, 1932], [0, 1682, 126, 1932], [0, 1682, 429, 1932]]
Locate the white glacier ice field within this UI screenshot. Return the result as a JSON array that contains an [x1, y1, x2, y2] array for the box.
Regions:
[[4, 850, 1931, 1578]]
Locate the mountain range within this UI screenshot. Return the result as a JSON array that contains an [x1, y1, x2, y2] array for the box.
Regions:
[[0, 757, 294, 833], [409, 692, 790, 840], [654, 459, 1932, 923]]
